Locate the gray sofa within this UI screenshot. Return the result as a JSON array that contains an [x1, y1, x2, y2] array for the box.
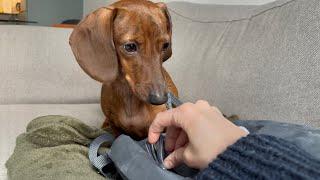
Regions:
[[1, 0, 320, 179]]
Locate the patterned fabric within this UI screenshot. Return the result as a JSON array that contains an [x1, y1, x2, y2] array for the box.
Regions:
[[196, 134, 320, 180]]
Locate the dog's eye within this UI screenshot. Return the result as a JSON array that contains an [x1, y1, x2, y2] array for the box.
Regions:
[[124, 43, 138, 53], [162, 42, 170, 51]]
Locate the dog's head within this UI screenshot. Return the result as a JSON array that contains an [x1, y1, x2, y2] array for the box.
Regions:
[[69, 0, 172, 105]]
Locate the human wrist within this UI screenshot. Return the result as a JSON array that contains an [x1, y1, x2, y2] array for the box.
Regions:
[[202, 126, 249, 169]]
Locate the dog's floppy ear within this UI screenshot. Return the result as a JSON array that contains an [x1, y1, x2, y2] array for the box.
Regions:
[[157, 2, 172, 62], [69, 7, 118, 83]]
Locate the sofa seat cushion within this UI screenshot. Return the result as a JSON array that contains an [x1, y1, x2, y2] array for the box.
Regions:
[[0, 104, 104, 179]]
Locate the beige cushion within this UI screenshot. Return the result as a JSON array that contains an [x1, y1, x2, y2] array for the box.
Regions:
[[0, 104, 104, 179], [0, 25, 101, 104], [165, 0, 320, 127], [2, 1, 320, 128]]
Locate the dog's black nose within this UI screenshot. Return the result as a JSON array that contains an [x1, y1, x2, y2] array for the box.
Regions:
[[148, 92, 168, 105]]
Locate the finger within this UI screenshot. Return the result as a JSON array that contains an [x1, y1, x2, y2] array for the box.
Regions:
[[148, 108, 185, 144], [163, 147, 186, 169], [148, 109, 176, 144], [195, 100, 211, 108], [211, 106, 223, 115], [196, 100, 214, 114], [174, 130, 188, 150], [165, 126, 181, 152]]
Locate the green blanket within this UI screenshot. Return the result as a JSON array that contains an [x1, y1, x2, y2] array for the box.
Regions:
[[6, 115, 110, 180]]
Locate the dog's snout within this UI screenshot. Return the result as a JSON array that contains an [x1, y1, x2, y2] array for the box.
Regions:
[[148, 91, 168, 105]]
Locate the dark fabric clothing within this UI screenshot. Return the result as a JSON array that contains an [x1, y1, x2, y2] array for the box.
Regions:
[[196, 134, 320, 180]]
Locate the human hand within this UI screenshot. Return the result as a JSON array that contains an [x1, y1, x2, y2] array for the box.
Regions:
[[148, 100, 248, 169]]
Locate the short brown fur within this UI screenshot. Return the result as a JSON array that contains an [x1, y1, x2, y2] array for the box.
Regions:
[[69, 0, 178, 140]]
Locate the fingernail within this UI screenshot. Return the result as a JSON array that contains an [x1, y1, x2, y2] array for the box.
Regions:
[[163, 159, 171, 169]]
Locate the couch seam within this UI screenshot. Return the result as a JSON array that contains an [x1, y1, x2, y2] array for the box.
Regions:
[[168, 0, 296, 24]]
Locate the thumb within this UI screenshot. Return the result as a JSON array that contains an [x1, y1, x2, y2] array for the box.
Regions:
[[163, 147, 185, 169]]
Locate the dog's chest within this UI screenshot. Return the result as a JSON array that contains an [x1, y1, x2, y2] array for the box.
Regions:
[[116, 104, 166, 129]]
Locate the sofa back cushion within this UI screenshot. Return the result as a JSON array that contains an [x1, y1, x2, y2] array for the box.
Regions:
[[165, 0, 320, 127], [0, 25, 100, 104], [1, 0, 320, 127]]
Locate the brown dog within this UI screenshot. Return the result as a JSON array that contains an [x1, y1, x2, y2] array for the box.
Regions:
[[69, 0, 178, 140]]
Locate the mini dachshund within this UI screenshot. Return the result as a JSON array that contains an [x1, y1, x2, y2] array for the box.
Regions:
[[69, 0, 178, 140]]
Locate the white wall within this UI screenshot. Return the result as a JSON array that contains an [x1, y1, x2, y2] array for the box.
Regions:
[[83, 0, 110, 16], [28, 0, 83, 26], [83, 0, 277, 15]]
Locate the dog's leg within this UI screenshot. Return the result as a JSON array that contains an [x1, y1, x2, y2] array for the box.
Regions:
[[102, 118, 110, 129], [102, 117, 122, 137]]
